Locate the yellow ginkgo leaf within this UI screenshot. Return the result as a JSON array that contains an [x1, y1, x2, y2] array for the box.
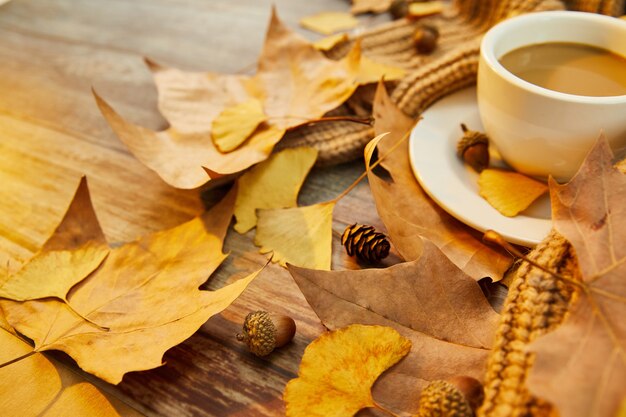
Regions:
[[255, 202, 335, 270], [408, 1, 444, 18], [478, 168, 548, 217], [284, 324, 411, 417], [235, 147, 318, 233], [300, 12, 358, 35], [212, 98, 268, 153], [358, 56, 406, 84], [312, 33, 349, 52]]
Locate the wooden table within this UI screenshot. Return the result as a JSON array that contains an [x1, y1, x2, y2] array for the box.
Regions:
[[0, 1, 394, 415]]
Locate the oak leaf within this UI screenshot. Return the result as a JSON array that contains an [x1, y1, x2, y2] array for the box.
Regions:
[[96, 9, 360, 189], [0, 178, 260, 384], [0, 329, 142, 416], [478, 168, 547, 217], [299, 12, 358, 35], [527, 136, 626, 417], [212, 98, 268, 153], [368, 82, 511, 280], [234, 147, 318, 233], [284, 324, 411, 417], [351, 0, 393, 15], [288, 239, 500, 414], [256, 202, 335, 270]]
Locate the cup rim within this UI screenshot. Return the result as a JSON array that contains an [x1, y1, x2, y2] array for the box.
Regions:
[[480, 11, 626, 104]]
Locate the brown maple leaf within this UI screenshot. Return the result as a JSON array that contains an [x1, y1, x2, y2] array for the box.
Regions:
[[96, 8, 361, 189], [0, 178, 260, 384], [527, 136, 626, 417], [288, 238, 499, 414], [368, 82, 512, 280]]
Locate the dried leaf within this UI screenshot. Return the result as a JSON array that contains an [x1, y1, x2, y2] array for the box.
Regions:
[[234, 147, 318, 233], [358, 57, 406, 84], [97, 9, 360, 188], [312, 33, 349, 51], [299, 12, 358, 35], [478, 168, 548, 217], [408, 1, 444, 18], [0, 180, 260, 384], [212, 98, 267, 153], [0, 330, 142, 416], [255, 202, 335, 270], [351, 0, 393, 15], [528, 136, 626, 417], [288, 239, 499, 414], [284, 325, 411, 416], [368, 82, 512, 280]]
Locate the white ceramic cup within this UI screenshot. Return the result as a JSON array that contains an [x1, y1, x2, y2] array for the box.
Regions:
[[478, 11, 626, 181]]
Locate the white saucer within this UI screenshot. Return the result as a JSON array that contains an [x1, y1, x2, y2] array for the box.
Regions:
[[408, 87, 552, 247]]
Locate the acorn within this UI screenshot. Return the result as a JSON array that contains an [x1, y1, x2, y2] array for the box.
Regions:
[[416, 376, 484, 417], [236, 311, 296, 357], [457, 123, 490, 173], [389, 0, 409, 19], [413, 24, 439, 54]]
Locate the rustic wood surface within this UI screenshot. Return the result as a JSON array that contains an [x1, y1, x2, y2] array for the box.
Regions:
[[0, 1, 396, 415]]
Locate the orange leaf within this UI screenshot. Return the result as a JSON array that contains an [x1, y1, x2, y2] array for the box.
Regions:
[[299, 12, 358, 35], [478, 168, 548, 217]]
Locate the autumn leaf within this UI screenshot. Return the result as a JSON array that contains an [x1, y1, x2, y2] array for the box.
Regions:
[[0, 179, 261, 384], [408, 1, 444, 18], [355, 42, 406, 84], [256, 202, 335, 270], [96, 8, 360, 189], [288, 239, 500, 414], [284, 325, 411, 417], [0, 329, 142, 416], [478, 168, 548, 217], [527, 136, 626, 417], [351, 0, 393, 15], [299, 12, 358, 35], [368, 81, 512, 280], [212, 98, 268, 153], [234, 147, 318, 233], [312, 33, 349, 51]]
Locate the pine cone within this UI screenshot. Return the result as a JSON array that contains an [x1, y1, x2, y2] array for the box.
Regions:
[[341, 224, 390, 263]]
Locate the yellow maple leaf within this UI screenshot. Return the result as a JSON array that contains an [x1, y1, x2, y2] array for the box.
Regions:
[[478, 168, 548, 217], [212, 98, 268, 153], [284, 324, 411, 417], [255, 202, 335, 270], [312, 33, 349, 51], [299, 12, 358, 35], [234, 147, 318, 233]]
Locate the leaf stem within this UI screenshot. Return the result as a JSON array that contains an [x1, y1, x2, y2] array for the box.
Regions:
[[0, 350, 36, 369], [372, 401, 401, 417], [331, 127, 412, 204]]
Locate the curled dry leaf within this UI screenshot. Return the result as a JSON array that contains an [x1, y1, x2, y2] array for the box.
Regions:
[[368, 81, 511, 280], [0, 330, 142, 416], [288, 239, 499, 414], [0, 178, 260, 384], [256, 202, 335, 270], [478, 168, 548, 217], [299, 12, 358, 35], [212, 98, 267, 153], [284, 324, 411, 417], [527, 136, 626, 417], [351, 0, 393, 15], [97, 9, 361, 189], [234, 147, 318, 234]]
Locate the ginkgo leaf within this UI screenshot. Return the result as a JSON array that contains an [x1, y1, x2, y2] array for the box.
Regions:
[[255, 202, 335, 270], [408, 1, 444, 17], [212, 98, 268, 153], [527, 136, 626, 417], [284, 325, 411, 417], [234, 147, 318, 233], [0, 180, 261, 384], [312, 33, 349, 51], [478, 168, 548, 217], [358, 57, 406, 84], [0, 330, 142, 416], [368, 81, 511, 280], [351, 0, 393, 15], [299, 12, 358, 35], [97, 9, 361, 189], [288, 239, 500, 414]]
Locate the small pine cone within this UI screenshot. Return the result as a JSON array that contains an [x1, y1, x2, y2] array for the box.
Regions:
[[416, 377, 484, 417], [341, 224, 390, 263]]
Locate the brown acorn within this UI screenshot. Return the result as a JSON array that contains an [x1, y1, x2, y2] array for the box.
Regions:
[[457, 123, 490, 173], [416, 376, 484, 417], [389, 0, 409, 19], [413, 24, 439, 54], [236, 311, 296, 357]]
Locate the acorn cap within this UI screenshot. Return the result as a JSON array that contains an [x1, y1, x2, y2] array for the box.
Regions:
[[417, 379, 473, 417], [237, 311, 296, 357]]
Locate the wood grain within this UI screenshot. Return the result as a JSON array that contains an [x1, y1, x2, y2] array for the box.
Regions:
[[0, 0, 395, 415]]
